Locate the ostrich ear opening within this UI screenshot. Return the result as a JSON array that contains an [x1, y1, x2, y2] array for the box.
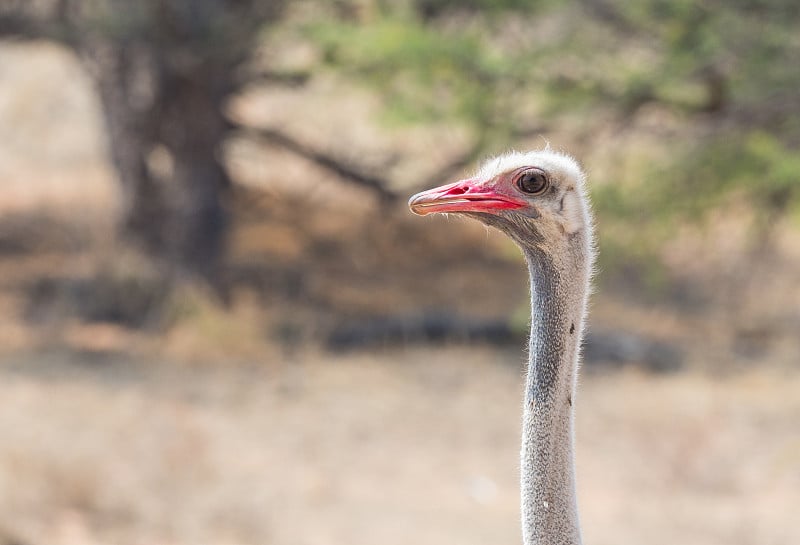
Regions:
[[559, 190, 584, 235]]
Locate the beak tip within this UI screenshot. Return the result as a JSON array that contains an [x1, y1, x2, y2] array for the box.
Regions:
[[407, 193, 426, 215]]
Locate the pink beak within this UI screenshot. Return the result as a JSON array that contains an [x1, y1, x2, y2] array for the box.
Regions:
[[408, 178, 526, 216]]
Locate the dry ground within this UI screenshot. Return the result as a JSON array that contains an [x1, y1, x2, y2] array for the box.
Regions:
[[1, 349, 798, 545]]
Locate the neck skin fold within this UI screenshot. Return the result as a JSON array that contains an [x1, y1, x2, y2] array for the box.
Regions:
[[521, 250, 587, 545]]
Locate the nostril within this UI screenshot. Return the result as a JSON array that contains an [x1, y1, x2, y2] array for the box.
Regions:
[[446, 186, 468, 196]]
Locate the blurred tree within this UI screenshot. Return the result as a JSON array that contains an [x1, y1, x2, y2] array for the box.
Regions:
[[0, 0, 285, 289], [295, 0, 800, 261], [2, 0, 799, 307]]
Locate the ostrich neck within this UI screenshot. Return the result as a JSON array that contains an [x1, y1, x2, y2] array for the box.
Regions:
[[521, 249, 588, 545]]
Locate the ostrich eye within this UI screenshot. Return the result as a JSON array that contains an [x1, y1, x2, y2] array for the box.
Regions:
[[516, 169, 549, 195]]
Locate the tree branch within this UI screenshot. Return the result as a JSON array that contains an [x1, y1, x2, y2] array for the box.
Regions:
[[580, 0, 639, 35], [0, 12, 76, 45], [234, 123, 398, 203], [237, 68, 311, 88]]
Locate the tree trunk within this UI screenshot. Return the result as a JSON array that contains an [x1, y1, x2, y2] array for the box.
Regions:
[[81, 39, 233, 289], [1, 0, 284, 296], [152, 58, 233, 287]]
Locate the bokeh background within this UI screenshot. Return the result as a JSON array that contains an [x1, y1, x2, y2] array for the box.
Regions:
[[1, 1, 799, 544]]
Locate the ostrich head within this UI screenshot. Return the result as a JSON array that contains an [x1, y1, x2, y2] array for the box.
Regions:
[[409, 150, 593, 258], [409, 149, 595, 545]]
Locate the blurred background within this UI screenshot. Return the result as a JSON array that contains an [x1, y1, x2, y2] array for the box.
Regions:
[[0, 1, 799, 544]]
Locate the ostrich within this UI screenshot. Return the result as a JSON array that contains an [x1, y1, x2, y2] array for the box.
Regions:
[[408, 150, 594, 545]]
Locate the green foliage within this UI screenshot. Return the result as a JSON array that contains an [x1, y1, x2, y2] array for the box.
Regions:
[[307, 7, 550, 146], [292, 0, 800, 275], [311, 17, 502, 123], [597, 132, 800, 223]]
